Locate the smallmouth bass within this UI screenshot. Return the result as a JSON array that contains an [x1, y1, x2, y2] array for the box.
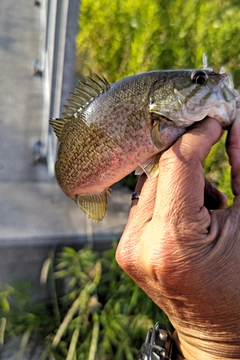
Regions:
[[50, 69, 236, 222]]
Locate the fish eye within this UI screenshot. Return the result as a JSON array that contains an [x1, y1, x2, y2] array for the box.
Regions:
[[191, 71, 208, 85]]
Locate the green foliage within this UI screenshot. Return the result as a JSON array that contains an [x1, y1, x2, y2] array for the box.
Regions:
[[76, 0, 240, 85], [0, 245, 170, 360]]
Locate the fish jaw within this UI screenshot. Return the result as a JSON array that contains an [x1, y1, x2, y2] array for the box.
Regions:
[[179, 87, 236, 128], [207, 97, 236, 127], [206, 75, 236, 127]]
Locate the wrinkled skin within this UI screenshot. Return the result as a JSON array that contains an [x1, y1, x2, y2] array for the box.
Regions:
[[116, 109, 240, 360]]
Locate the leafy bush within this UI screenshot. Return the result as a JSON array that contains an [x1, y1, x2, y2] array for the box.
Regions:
[[0, 245, 171, 360], [76, 0, 240, 85]]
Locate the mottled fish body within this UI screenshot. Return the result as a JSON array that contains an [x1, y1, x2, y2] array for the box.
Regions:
[[50, 69, 236, 221]]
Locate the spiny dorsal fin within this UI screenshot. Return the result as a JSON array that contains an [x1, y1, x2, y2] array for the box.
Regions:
[[62, 73, 110, 126], [75, 73, 110, 104], [49, 118, 68, 140], [75, 188, 111, 222], [85, 73, 110, 92], [50, 73, 110, 136]]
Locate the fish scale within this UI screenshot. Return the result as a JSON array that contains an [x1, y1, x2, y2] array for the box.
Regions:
[[50, 69, 237, 222]]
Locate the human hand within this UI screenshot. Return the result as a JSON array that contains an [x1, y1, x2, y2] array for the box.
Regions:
[[116, 110, 240, 360]]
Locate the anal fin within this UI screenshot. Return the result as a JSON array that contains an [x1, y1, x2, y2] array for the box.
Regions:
[[75, 189, 110, 222]]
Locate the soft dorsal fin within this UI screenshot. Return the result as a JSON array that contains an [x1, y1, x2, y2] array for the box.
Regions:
[[49, 118, 68, 140]]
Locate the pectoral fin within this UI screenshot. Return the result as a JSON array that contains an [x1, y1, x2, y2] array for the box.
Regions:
[[135, 153, 161, 179], [151, 120, 166, 150], [75, 189, 110, 222]]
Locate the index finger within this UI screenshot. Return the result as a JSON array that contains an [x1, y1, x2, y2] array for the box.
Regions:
[[226, 109, 240, 202], [153, 118, 223, 230]]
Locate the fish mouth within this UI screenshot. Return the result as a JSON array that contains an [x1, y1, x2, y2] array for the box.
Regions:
[[207, 74, 237, 127]]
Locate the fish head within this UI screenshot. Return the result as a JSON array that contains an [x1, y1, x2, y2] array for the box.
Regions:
[[149, 69, 236, 128]]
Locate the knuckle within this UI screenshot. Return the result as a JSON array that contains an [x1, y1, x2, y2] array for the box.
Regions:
[[115, 241, 136, 274]]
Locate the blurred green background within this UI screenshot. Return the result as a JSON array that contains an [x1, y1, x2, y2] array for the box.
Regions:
[[76, 0, 240, 85]]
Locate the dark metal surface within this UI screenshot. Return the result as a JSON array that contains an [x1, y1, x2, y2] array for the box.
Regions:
[[136, 323, 172, 360]]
